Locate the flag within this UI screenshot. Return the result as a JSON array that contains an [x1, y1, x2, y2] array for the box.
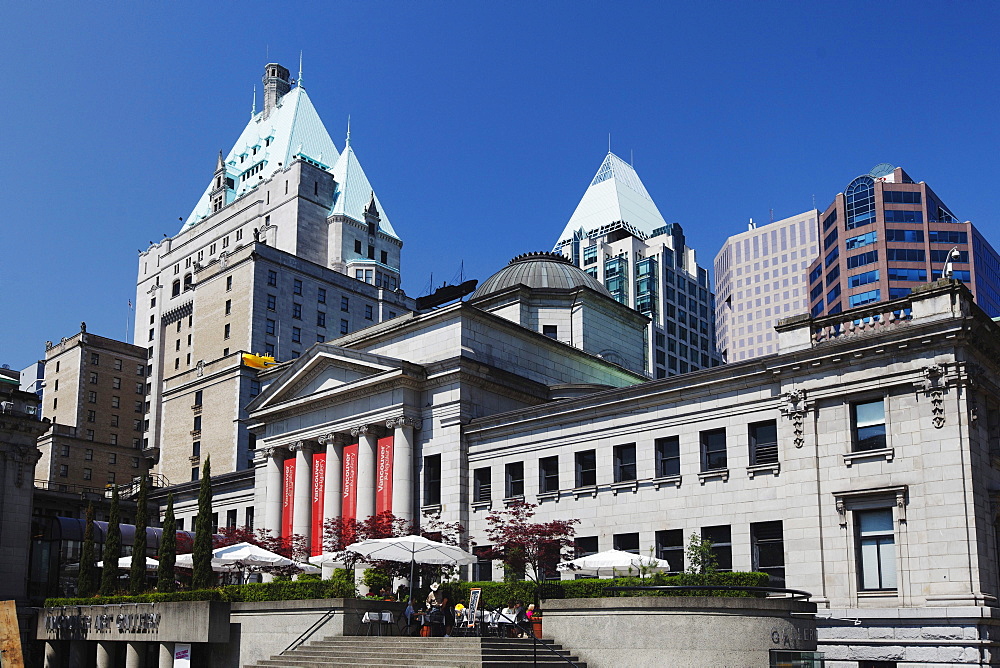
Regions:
[[128, 299, 132, 309]]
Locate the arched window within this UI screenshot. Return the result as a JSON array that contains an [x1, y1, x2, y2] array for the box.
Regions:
[[172, 280, 181, 297], [845, 176, 876, 230], [183, 274, 193, 291]]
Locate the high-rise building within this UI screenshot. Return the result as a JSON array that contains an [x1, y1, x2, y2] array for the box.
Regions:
[[35, 324, 150, 491], [807, 163, 1000, 318], [713, 210, 819, 362], [553, 152, 718, 378], [134, 63, 414, 486]]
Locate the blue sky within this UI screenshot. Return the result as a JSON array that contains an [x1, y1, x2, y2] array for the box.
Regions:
[[2, 1, 998, 370]]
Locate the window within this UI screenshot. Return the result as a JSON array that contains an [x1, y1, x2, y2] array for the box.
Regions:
[[473, 467, 492, 503], [340, 319, 349, 335], [885, 229, 924, 243], [318, 288, 326, 304], [266, 319, 276, 335], [575, 450, 596, 487], [85, 448, 93, 461], [293, 279, 302, 295], [931, 249, 968, 264], [702, 525, 732, 571], [193, 415, 202, 432], [59, 465, 68, 478], [749, 421, 778, 465], [853, 399, 886, 451], [575, 536, 599, 559], [267, 295, 276, 311], [225, 299, 232, 315], [849, 269, 879, 288], [472, 546, 493, 582], [539, 456, 559, 493], [131, 457, 140, 469], [224, 323, 231, 339], [613, 532, 639, 554], [136, 382, 144, 395], [928, 230, 967, 244], [292, 303, 302, 320], [655, 529, 684, 573], [136, 364, 144, 376], [857, 509, 896, 590], [847, 250, 878, 269], [267, 270, 277, 286], [883, 190, 921, 204], [193, 390, 203, 406], [134, 401, 143, 413], [246, 507, 254, 530], [292, 327, 301, 343], [88, 391, 97, 403], [886, 248, 926, 262], [191, 467, 199, 482], [423, 454, 441, 506], [845, 230, 878, 250], [341, 296, 350, 312], [700, 428, 727, 471], [751, 521, 785, 586], [110, 415, 119, 427], [83, 468, 92, 480], [227, 509, 238, 528], [884, 209, 923, 224], [542, 325, 557, 339], [60, 445, 70, 457], [133, 419, 142, 431], [86, 429, 94, 441], [849, 289, 880, 308], [354, 239, 362, 254], [87, 410, 96, 423], [505, 461, 525, 498], [226, 276, 232, 291], [109, 453, 117, 465], [90, 372, 98, 384], [845, 175, 875, 229], [249, 379, 261, 397], [364, 304, 373, 321], [317, 312, 326, 328], [613, 443, 637, 482], [90, 353, 100, 365]]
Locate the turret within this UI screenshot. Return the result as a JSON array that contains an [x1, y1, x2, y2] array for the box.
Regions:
[[262, 63, 291, 120], [210, 151, 227, 213]]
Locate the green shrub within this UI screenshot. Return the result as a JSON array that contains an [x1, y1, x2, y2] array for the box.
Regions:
[[45, 578, 359, 607], [362, 568, 391, 595]]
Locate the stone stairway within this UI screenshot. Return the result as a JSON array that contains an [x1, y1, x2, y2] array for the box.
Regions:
[[245, 636, 586, 668]]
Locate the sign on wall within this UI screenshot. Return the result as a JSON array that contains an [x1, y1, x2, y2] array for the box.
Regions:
[[281, 458, 295, 538], [375, 436, 394, 514], [342, 443, 359, 522], [173, 642, 192, 667], [311, 453, 326, 556]]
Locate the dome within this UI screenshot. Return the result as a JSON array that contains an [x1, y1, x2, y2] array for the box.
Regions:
[[471, 252, 612, 300]]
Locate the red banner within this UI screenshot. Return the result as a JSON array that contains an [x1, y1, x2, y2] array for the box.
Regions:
[[282, 458, 296, 538], [311, 453, 326, 556], [375, 436, 394, 515], [342, 443, 359, 522]]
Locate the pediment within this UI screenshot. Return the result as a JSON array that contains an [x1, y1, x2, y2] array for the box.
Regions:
[[248, 343, 414, 412]]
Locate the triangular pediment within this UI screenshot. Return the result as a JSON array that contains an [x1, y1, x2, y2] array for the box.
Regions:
[[247, 343, 418, 413]]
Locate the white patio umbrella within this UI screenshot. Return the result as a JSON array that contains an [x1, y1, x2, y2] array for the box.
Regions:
[[175, 542, 320, 577], [308, 553, 348, 567], [347, 535, 476, 596], [557, 549, 671, 577], [97, 556, 159, 570]]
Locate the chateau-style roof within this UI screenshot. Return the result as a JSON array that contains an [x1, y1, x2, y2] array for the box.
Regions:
[[471, 252, 612, 300], [330, 141, 398, 240], [554, 152, 669, 247]]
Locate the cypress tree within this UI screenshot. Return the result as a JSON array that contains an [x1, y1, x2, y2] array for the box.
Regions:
[[100, 485, 122, 595], [191, 456, 214, 590], [77, 503, 97, 597], [129, 475, 149, 595], [157, 493, 177, 593]]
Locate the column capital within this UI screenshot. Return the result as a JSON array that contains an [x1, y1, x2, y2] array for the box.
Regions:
[[288, 440, 314, 454], [258, 446, 285, 461], [386, 416, 423, 431], [350, 424, 371, 437], [318, 432, 348, 446]]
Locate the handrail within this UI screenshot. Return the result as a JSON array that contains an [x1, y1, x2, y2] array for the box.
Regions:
[[487, 606, 579, 668], [603, 585, 813, 600], [283, 608, 337, 653]]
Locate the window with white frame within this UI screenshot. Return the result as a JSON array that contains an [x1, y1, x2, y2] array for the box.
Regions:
[[857, 508, 896, 590]]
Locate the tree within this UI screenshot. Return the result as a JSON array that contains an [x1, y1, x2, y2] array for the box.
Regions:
[[100, 486, 122, 595], [157, 493, 177, 592], [129, 475, 149, 595], [77, 503, 97, 597], [191, 456, 214, 589], [482, 501, 577, 598], [683, 532, 718, 584]]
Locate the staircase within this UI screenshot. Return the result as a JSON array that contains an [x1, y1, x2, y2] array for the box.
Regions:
[[245, 636, 586, 668]]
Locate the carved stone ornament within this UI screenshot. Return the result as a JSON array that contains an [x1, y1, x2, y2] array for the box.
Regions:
[[915, 364, 947, 429], [350, 425, 370, 437], [219, 251, 229, 269], [196, 360, 205, 378], [288, 440, 312, 453], [780, 388, 813, 448], [385, 416, 423, 431], [317, 432, 345, 447], [836, 498, 847, 527], [147, 282, 161, 295]]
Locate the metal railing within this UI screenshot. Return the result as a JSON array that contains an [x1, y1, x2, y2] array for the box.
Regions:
[[283, 608, 337, 653], [603, 584, 813, 600], [487, 606, 580, 668]]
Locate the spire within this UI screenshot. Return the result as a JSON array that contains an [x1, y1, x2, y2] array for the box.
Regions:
[[216, 150, 225, 171], [345, 115, 351, 148], [298, 51, 303, 88], [251, 85, 256, 118]]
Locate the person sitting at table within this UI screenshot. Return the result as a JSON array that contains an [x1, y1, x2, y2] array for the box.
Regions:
[[426, 582, 442, 609], [511, 601, 527, 637], [440, 591, 455, 637], [404, 598, 416, 633], [499, 601, 517, 637]]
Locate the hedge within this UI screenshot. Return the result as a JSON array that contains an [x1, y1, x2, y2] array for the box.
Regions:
[[45, 578, 357, 607], [448, 572, 771, 608]]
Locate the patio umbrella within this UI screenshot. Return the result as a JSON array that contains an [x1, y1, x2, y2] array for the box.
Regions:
[[557, 549, 671, 577], [308, 553, 348, 567], [97, 556, 159, 570], [175, 542, 320, 578], [347, 535, 476, 597]]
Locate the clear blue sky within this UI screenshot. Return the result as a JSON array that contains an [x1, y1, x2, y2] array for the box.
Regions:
[[2, 1, 998, 370]]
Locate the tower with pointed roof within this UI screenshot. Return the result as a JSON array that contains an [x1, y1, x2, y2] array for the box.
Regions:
[[553, 152, 720, 378], [134, 63, 414, 492]]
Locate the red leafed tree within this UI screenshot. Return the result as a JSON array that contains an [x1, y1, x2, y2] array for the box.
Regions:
[[482, 501, 578, 585]]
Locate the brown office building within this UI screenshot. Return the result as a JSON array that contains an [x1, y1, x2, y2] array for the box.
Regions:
[[807, 163, 1000, 319]]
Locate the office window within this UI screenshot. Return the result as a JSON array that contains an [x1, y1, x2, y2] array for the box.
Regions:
[[85, 448, 93, 461], [340, 319, 349, 335], [108, 472, 116, 484], [266, 319, 276, 335], [472, 546, 493, 582], [614, 443, 637, 482], [341, 296, 350, 312], [423, 454, 441, 506], [293, 278, 302, 295], [91, 353, 100, 365], [749, 420, 778, 465], [505, 461, 525, 498], [613, 532, 640, 554], [246, 507, 255, 530], [87, 410, 96, 423], [108, 453, 117, 465], [193, 415, 202, 432], [292, 303, 302, 320], [227, 509, 238, 528], [365, 304, 373, 321], [473, 467, 492, 503], [575, 450, 596, 487], [700, 428, 727, 471], [88, 391, 97, 403], [136, 382, 144, 395], [853, 399, 886, 451], [60, 445, 70, 457], [292, 327, 301, 343], [654, 437, 680, 477], [575, 536, 599, 558], [751, 521, 785, 586], [655, 529, 684, 574], [193, 390, 202, 406], [83, 468, 92, 480], [249, 379, 261, 397], [354, 239, 362, 254], [857, 509, 896, 590], [539, 456, 559, 493], [318, 288, 326, 304], [86, 429, 94, 441], [702, 525, 733, 571], [59, 465, 68, 477], [110, 415, 119, 427], [267, 294, 276, 311], [225, 299, 232, 315], [226, 276, 232, 291], [131, 456, 140, 469], [191, 467, 199, 482], [542, 325, 557, 339], [267, 270, 277, 286], [224, 323, 231, 339], [90, 372, 98, 384], [317, 312, 326, 328]]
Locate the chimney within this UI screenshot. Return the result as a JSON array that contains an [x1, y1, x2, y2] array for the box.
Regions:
[[262, 63, 291, 120]]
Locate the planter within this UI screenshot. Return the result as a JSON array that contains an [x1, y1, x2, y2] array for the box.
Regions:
[[531, 615, 542, 638]]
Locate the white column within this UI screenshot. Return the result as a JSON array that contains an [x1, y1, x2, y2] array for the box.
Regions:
[[321, 433, 344, 523], [126, 641, 146, 668], [44, 641, 62, 668], [97, 641, 115, 668], [353, 425, 378, 521], [387, 417, 421, 522], [262, 447, 284, 537], [291, 441, 314, 542], [158, 642, 174, 668]]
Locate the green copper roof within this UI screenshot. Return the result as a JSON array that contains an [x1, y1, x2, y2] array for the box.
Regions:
[[330, 142, 399, 240]]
